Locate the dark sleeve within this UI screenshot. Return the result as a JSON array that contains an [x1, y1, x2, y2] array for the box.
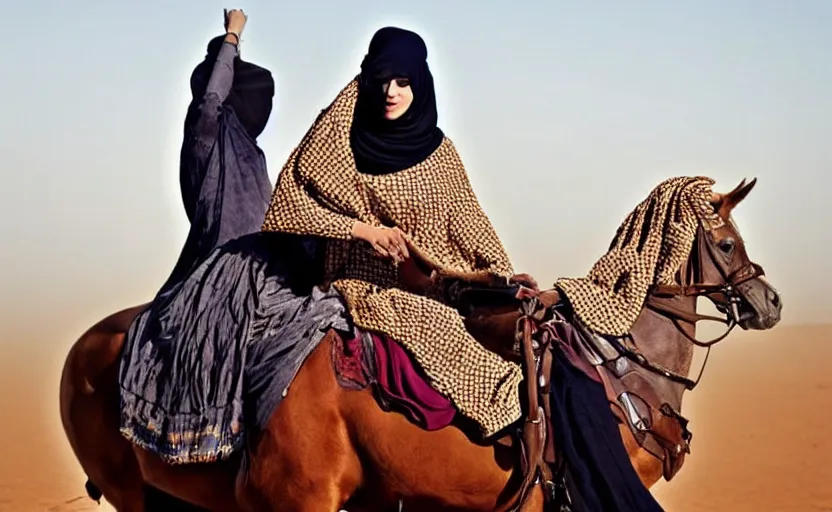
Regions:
[[191, 41, 238, 160]]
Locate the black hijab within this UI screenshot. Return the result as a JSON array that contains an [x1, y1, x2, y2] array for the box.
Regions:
[[350, 27, 445, 176], [186, 35, 275, 140]]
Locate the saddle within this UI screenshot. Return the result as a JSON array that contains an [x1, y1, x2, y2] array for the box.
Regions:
[[394, 244, 692, 509], [568, 321, 693, 482], [396, 247, 565, 508]]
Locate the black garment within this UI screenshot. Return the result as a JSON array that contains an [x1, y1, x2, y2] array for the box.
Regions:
[[350, 26, 445, 176], [188, 35, 275, 142], [549, 348, 665, 511]]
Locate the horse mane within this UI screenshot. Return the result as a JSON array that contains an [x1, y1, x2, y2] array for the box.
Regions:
[[554, 176, 721, 336]]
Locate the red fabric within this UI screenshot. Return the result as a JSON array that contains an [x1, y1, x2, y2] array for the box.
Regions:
[[371, 332, 457, 430]]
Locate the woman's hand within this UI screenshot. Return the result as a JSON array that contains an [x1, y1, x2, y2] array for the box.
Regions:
[[351, 222, 410, 263], [224, 9, 247, 41]]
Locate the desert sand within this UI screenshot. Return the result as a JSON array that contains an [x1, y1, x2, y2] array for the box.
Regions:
[[0, 322, 828, 511]]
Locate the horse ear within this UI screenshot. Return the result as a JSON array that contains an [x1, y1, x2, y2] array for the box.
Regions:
[[715, 177, 757, 217]]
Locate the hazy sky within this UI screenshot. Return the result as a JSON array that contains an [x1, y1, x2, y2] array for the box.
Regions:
[[1, 0, 830, 350]]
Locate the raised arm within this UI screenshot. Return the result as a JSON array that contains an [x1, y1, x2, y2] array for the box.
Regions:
[[190, 10, 248, 159]]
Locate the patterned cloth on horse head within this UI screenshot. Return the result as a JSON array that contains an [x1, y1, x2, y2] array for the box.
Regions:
[[556, 176, 719, 336]]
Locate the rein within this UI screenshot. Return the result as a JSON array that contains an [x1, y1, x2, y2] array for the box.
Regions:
[[452, 223, 767, 510], [502, 293, 568, 512], [627, 231, 765, 390]]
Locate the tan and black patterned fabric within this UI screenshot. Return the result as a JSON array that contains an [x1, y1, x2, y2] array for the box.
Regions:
[[555, 176, 721, 336], [262, 79, 523, 437]]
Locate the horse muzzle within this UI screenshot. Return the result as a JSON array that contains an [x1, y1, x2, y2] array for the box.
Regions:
[[737, 277, 782, 330]]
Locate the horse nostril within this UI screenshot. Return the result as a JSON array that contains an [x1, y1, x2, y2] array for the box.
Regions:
[[767, 290, 780, 308]]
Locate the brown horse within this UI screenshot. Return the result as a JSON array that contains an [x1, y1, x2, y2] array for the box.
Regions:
[[59, 178, 782, 511]]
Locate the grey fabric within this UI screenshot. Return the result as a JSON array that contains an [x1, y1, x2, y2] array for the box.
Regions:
[[160, 40, 273, 295], [117, 39, 350, 464], [119, 233, 350, 464]]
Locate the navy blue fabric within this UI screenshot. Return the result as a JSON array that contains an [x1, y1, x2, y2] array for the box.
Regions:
[[548, 348, 665, 511]]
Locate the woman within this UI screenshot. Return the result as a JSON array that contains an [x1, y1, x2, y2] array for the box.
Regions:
[[261, 28, 667, 511], [159, 8, 275, 294], [118, 10, 351, 464], [262, 26, 526, 438]]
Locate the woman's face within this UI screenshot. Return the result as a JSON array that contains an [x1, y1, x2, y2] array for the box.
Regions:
[[382, 78, 413, 120]]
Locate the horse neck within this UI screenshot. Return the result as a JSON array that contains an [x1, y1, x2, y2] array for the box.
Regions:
[[628, 295, 697, 412]]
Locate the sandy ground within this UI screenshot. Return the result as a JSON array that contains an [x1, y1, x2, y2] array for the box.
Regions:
[[0, 322, 828, 511]]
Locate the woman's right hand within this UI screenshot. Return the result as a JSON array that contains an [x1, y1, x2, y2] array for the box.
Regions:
[[224, 8, 247, 38], [351, 222, 410, 263]]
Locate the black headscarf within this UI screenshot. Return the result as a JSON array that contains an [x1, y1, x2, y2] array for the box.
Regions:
[[186, 35, 275, 140], [350, 27, 445, 176]]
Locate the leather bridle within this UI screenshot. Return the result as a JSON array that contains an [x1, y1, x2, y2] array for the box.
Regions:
[[631, 224, 766, 390]]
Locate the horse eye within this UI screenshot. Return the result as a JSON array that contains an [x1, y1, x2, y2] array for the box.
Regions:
[[718, 238, 735, 253]]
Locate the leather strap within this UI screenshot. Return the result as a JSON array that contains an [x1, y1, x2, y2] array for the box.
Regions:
[[512, 314, 546, 508], [595, 364, 690, 481], [504, 296, 557, 511]]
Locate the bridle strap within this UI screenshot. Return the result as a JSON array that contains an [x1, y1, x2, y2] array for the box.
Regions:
[[646, 295, 729, 325], [650, 261, 764, 299], [626, 229, 766, 388]]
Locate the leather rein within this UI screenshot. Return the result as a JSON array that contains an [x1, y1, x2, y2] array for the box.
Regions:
[[635, 228, 766, 390], [503, 226, 767, 511]]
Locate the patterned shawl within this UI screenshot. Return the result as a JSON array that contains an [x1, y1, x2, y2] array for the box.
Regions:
[[555, 176, 720, 336]]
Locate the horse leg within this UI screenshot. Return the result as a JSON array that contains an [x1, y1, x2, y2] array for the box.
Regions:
[[133, 446, 244, 511], [59, 310, 147, 512], [238, 332, 364, 512], [618, 423, 663, 487], [395, 486, 543, 512], [143, 483, 215, 511]]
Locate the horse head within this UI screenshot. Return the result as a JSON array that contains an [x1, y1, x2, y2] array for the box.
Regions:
[[697, 178, 782, 331], [602, 177, 785, 485]]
